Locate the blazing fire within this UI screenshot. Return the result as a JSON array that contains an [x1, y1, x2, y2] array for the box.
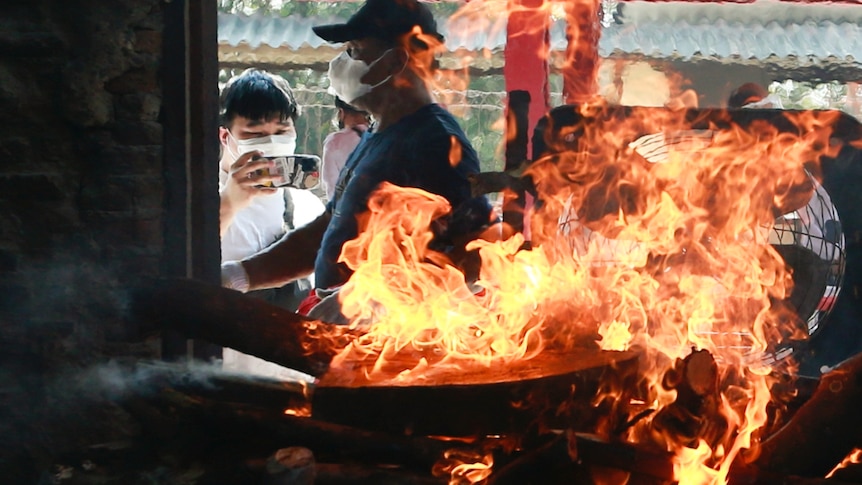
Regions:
[[313, 101, 844, 484], [268, 0, 848, 482]]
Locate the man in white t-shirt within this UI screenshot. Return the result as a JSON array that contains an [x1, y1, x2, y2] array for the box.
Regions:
[[218, 69, 323, 379], [320, 97, 369, 201]]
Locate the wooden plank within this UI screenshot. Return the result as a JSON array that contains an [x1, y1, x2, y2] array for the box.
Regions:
[[161, 0, 191, 361], [160, 0, 222, 361]]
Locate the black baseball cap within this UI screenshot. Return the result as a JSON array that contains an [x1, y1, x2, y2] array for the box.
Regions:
[[312, 0, 444, 45]]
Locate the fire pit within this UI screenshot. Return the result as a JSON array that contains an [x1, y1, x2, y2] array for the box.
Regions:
[[128, 103, 862, 484]]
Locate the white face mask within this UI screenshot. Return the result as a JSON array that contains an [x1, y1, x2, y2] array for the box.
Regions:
[[327, 49, 393, 105], [228, 132, 297, 160]]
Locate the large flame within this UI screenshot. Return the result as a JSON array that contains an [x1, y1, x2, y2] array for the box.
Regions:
[[330, 184, 547, 384], [315, 102, 843, 484], [524, 103, 841, 482], [301, 1, 846, 482]]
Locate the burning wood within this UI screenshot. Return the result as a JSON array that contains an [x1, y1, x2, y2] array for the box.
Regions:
[[650, 349, 727, 453], [131, 282, 640, 437], [754, 351, 862, 478]]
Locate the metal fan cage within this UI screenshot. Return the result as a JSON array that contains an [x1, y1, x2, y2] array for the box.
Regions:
[[556, 172, 845, 365]]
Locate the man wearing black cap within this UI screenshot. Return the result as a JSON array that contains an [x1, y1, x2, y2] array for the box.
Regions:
[[221, 0, 493, 320]]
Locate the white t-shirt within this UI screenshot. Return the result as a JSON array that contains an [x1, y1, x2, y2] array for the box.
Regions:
[[321, 125, 367, 200], [219, 169, 287, 262], [219, 169, 325, 381]]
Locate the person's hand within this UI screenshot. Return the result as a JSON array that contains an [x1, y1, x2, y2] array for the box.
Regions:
[[220, 151, 284, 212], [221, 261, 250, 293]]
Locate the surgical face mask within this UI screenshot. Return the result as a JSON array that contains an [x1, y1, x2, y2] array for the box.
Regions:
[[228, 132, 297, 160], [327, 49, 393, 104]]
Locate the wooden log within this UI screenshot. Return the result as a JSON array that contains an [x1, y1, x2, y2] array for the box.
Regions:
[[828, 462, 862, 484], [571, 433, 675, 483], [130, 388, 466, 471], [752, 351, 862, 478], [129, 360, 313, 413], [129, 277, 356, 377], [651, 349, 727, 451], [129, 279, 640, 438], [486, 432, 856, 485], [486, 434, 594, 485], [730, 469, 862, 485]]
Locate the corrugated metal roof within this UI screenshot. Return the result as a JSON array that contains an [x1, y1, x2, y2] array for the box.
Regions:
[[219, 13, 333, 50], [604, 1, 862, 64], [600, 19, 862, 64], [217, 1, 862, 66]]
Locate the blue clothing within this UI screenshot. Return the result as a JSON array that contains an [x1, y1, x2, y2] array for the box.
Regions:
[[314, 103, 491, 289]]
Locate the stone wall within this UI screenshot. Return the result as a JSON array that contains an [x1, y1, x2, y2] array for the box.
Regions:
[[0, 0, 167, 479]]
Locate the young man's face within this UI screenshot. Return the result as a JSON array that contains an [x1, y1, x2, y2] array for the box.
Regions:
[[219, 115, 296, 159]]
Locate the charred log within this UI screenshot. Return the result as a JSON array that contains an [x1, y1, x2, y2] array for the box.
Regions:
[[129, 278, 356, 377], [126, 388, 465, 472], [124, 360, 314, 414], [571, 433, 675, 483], [651, 349, 727, 451], [827, 461, 862, 484], [753, 351, 862, 478], [485, 434, 590, 485]]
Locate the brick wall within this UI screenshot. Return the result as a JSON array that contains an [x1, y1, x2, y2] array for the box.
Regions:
[[0, 1, 167, 478]]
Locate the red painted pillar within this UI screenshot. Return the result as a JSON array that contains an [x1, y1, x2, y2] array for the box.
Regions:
[[562, 0, 600, 104], [503, 0, 550, 243], [504, 0, 550, 153]]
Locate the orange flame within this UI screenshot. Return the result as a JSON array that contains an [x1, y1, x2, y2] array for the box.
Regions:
[[330, 184, 545, 384], [433, 449, 495, 485], [827, 448, 862, 478], [524, 103, 842, 480]]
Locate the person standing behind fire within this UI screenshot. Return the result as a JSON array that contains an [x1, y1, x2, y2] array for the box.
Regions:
[[220, 0, 494, 322], [218, 69, 324, 378], [321, 97, 369, 201]]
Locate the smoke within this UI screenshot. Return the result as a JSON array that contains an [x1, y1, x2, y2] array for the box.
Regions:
[[1, 359, 227, 454], [66, 359, 226, 402]]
